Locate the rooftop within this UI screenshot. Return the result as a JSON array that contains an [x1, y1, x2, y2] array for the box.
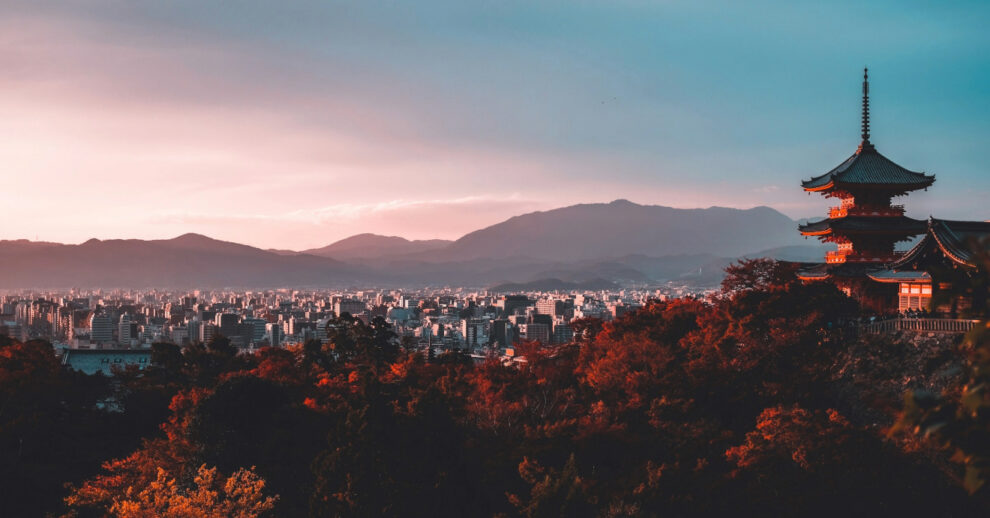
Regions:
[[891, 218, 990, 268], [796, 262, 888, 281], [801, 147, 935, 192], [62, 348, 152, 376], [801, 69, 935, 193], [866, 270, 932, 283]]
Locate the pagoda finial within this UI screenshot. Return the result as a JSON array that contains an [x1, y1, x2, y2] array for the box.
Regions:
[[861, 67, 871, 146]]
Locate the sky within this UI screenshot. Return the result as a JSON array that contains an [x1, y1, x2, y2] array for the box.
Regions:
[[1, 1, 988, 250]]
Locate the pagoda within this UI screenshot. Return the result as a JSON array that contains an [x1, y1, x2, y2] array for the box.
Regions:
[[797, 69, 935, 311]]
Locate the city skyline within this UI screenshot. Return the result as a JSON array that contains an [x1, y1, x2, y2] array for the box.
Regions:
[[3, 1, 989, 249]]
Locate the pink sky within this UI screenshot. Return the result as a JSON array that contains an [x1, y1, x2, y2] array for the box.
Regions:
[[2, 4, 982, 250]]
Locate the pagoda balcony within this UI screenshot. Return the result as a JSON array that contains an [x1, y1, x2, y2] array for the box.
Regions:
[[825, 251, 847, 264], [828, 205, 905, 218], [827, 250, 904, 264]]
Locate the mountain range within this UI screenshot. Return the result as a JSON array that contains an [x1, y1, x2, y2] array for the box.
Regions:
[[298, 234, 453, 260], [0, 200, 825, 289]]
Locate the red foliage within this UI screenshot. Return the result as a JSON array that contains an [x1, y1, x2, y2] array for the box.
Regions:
[[726, 405, 852, 471]]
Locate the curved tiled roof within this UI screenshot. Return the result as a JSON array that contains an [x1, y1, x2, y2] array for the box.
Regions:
[[867, 270, 931, 283], [798, 215, 927, 236], [797, 262, 887, 281], [891, 219, 990, 268], [796, 263, 831, 280], [802, 145, 935, 192]]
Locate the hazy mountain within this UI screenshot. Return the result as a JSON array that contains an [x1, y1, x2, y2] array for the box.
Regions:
[[513, 245, 829, 288], [532, 254, 722, 284], [433, 200, 805, 262], [266, 248, 301, 256], [0, 202, 818, 288], [0, 233, 362, 289], [302, 233, 452, 260]]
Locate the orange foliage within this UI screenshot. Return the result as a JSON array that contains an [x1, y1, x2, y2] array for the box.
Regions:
[[726, 405, 852, 471], [66, 389, 207, 511], [65, 438, 192, 511], [107, 464, 276, 518]]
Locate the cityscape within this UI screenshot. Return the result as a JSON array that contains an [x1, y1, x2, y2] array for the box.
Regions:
[[2, 1, 990, 517], [2, 285, 701, 374]]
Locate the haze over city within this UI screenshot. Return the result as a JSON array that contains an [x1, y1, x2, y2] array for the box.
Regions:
[[3, 0, 989, 249]]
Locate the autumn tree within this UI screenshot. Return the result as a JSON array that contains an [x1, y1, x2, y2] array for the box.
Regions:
[[895, 238, 990, 498], [108, 464, 276, 518]]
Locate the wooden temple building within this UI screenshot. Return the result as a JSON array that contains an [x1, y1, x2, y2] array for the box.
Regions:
[[797, 69, 989, 315]]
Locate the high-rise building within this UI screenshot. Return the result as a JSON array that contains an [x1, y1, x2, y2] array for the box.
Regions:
[[266, 323, 283, 347], [553, 321, 574, 344], [217, 313, 240, 338], [90, 314, 113, 345], [334, 299, 366, 317], [242, 317, 267, 344], [119, 313, 135, 346], [200, 323, 216, 343], [490, 319, 515, 349], [518, 322, 550, 344], [187, 319, 203, 343], [461, 318, 489, 348], [315, 317, 332, 344], [498, 295, 531, 317], [535, 299, 573, 319]]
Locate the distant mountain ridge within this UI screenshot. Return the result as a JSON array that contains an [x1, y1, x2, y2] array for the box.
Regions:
[[432, 200, 805, 262], [297, 200, 806, 264], [0, 201, 820, 288], [0, 234, 361, 289], [301, 233, 452, 260]]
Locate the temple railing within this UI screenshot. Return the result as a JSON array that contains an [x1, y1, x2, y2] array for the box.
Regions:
[[861, 318, 980, 334], [826, 251, 904, 264], [828, 205, 906, 218]]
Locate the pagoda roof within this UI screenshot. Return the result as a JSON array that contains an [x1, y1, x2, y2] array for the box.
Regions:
[[867, 270, 931, 283], [798, 215, 927, 236], [796, 262, 886, 281], [796, 263, 831, 281], [890, 218, 990, 268], [801, 145, 935, 192]]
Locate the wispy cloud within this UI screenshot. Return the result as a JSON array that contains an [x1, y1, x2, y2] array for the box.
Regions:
[[152, 195, 537, 225]]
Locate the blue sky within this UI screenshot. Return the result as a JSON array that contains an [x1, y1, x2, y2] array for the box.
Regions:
[[1, 1, 987, 248]]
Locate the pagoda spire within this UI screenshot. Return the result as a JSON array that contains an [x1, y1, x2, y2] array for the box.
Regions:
[[860, 67, 873, 151]]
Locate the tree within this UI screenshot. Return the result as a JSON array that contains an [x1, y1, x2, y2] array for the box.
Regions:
[[721, 257, 797, 295], [108, 464, 276, 518], [0, 339, 118, 516], [508, 454, 594, 518], [324, 314, 399, 366], [151, 342, 184, 374], [895, 238, 990, 498]]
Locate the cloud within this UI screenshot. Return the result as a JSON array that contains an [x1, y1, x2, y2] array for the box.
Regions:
[[153, 195, 536, 224]]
